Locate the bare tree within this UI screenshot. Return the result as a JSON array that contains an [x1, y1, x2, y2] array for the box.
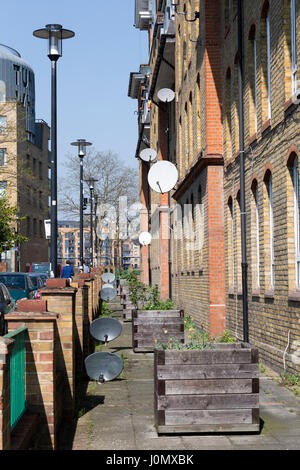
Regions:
[[58, 149, 139, 266]]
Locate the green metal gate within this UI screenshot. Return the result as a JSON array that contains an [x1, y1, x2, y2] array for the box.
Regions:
[[5, 326, 27, 429]]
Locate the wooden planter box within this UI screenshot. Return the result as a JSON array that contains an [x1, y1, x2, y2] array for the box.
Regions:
[[132, 309, 184, 353], [154, 343, 259, 434]]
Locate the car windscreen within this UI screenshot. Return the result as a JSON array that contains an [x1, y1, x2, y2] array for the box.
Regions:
[[29, 277, 39, 288], [31, 264, 50, 273], [0, 275, 25, 290]]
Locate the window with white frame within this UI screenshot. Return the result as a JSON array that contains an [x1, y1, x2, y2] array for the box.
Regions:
[[0, 116, 7, 134], [266, 9, 271, 119], [267, 176, 275, 289], [291, 0, 297, 94], [292, 157, 300, 288], [0, 148, 7, 166], [254, 184, 260, 288]]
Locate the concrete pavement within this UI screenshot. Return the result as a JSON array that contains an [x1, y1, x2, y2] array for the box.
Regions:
[[60, 302, 300, 451]]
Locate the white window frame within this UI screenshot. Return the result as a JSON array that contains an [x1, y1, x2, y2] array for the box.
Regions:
[[0, 148, 7, 167], [253, 37, 258, 132], [291, 0, 297, 94], [0, 116, 7, 135], [293, 158, 300, 288], [255, 185, 260, 288], [266, 11, 272, 119], [268, 177, 275, 289]]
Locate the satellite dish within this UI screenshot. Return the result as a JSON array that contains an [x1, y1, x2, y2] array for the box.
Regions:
[[157, 88, 175, 103], [147, 161, 178, 194], [84, 352, 124, 382], [127, 202, 143, 221], [140, 148, 157, 162], [102, 283, 114, 290], [100, 286, 117, 301], [139, 232, 152, 246], [90, 317, 122, 343], [102, 272, 115, 284]]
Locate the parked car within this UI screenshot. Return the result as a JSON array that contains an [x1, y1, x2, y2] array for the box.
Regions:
[[0, 282, 15, 336], [29, 263, 51, 276], [29, 274, 44, 299], [0, 273, 36, 306]]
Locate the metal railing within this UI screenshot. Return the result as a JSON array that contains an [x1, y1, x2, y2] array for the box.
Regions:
[[5, 326, 27, 430]]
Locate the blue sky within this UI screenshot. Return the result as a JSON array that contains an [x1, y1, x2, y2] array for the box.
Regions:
[[1, 0, 148, 173]]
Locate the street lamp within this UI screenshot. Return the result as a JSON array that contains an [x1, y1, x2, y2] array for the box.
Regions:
[[71, 139, 92, 268], [85, 178, 98, 268], [94, 194, 99, 267], [33, 24, 75, 277]]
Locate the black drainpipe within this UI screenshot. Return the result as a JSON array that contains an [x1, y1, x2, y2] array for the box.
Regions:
[[238, 0, 249, 343]]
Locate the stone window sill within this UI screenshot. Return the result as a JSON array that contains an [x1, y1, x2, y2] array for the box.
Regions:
[[252, 289, 260, 297], [288, 291, 300, 302], [248, 133, 258, 146], [264, 290, 274, 299], [261, 119, 271, 134]]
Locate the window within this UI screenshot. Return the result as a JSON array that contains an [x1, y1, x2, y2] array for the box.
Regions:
[[284, 0, 297, 98], [39, 220, 43, 238], [32, 158, 36, 174], [225, 68, 232, 161], [292, 157, 300, 288], [0, 116, 7, 134], [227, 197, 234, 288], [0, 148, 7, 166], [39, 191, 43, 209], [291, 0, 297, 94], [26, 217, 31, 236], [248, 25, 258, 136], [251, 181, 260, 290], [261, 2, 271, 122], [264, 171, 274, 290], [0, 181, 7, 196], [33, 218, 37, 235], [39, 161, 43, 180]]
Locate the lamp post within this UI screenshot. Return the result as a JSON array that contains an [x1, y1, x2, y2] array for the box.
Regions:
[[33, 24, 75, 277], [85, 178, 98, 268], [71, 139, 92, 268], [94, 194, 99, 267]]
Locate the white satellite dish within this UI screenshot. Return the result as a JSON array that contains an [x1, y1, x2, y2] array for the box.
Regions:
[[157, 88, 175, 103], [102, 283, 114, 290], [102, 272, 115, 284], [139, 232, 152, 246], [147, 161, 178, 194], [140, 148, 157, 163]]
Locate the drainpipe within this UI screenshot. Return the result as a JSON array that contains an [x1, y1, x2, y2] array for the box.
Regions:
[[166, 102, 172, 300], [238, 0, 249, 343]]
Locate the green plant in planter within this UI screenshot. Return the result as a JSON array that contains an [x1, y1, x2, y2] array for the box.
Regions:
[[129, 280, 148, 309], [143, 285, 177, 310]]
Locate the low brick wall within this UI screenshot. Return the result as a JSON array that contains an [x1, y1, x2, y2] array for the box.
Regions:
[[0, 337, 14, 450], [5, 311, 59, 450]]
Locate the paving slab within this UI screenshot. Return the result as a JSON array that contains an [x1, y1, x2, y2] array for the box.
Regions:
[[62, 304, 300, 451]]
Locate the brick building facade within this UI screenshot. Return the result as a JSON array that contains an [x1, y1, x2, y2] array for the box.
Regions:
[[129, 0, 300, 374]]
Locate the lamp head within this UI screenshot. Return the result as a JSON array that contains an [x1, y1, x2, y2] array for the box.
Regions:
[[71, 139, 92, 158], [33, 24, 75, 60]]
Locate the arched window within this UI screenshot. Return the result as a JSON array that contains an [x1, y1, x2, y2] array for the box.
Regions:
[[227, 196, 235, 289], [225, 67, 232, 161], [261, 1, 271, 122], [284, 0, 297, 99], [196, 74, 201, 153], [234, 54, 240, 154], [287, 152, 300, 290], [248, 24, 258, 137], [263, 170, 274, 290], [236, 190, 242, 292], [251, 180, 260, 290]]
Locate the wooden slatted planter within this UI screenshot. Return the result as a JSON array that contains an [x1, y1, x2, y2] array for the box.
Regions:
[[154, 343, 259, 434], [132, 310, 184, 353]]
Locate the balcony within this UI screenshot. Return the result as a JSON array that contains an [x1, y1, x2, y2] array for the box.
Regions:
[[135, 0, 153, 30]]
